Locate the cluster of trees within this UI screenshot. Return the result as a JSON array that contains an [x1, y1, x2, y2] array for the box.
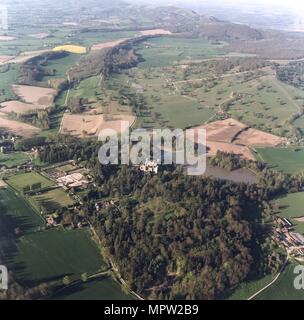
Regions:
[[91, 167, 258, 299], [68, 97, 89, 114], [277, 61, 304, 90], [185, 57, 269, 79], [8, 110, 50, 129], [38, 135, 304, 299], [118, 87, 148, 117], [22, 182, 42, 194], [69, 37, 145, 84], [87, 163, 296, 299], [15, 136, 47, 151], [225, 37, 304, 60], [208, 151, 265, 171], [17, 51, 68, 86], [69, 49, 109, 83], [39, 135, 92, 164], [0, 272, 53, 300]]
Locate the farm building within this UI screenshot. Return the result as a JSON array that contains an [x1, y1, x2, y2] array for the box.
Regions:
[[273, 217, 304, 256]]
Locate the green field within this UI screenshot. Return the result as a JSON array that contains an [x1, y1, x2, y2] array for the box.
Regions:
[[0, 38, 51, 56], [5, 170, 74, 214], [41, 53, 82, 82], [256, 147, 304, 174], [276, 192, 304, 218], [0, 187, 44, 234], [6, 172, 55, 192], [0, 187, 44, 274], [215, 76, 303, 137], [105, 40, 304, 133], [256, 263, 304, 300], [6, 228, 107, 286], [55, 163, 76, 172], [54, 277, 133, 300], [32, 188, 75, 214], [72, 30, 137, 47], [68, 76, 103, 104], [107, 61, 217, 129], [0, 152, 30, 168], [274, 192, 304, 234], [149, 64, 302, 134], [0, 186, 111, 295], [225, 274, 274, 300], [0, 29, 77, 56], [147, 95, 215, 129], [170, 71, 304, 137], [138, 37, 226, 68], [0, 64, 19, 102]]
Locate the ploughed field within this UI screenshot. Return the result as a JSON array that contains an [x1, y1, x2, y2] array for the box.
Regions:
[[60, 113, 136, 137], [192, 118, 285, 161], [0, 85, 57, 114], [0, 113, 41, 137]]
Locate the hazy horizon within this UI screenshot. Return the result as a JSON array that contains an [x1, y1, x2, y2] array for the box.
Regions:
[[127, 0, 304, 30], [1, 0, 303, 32]]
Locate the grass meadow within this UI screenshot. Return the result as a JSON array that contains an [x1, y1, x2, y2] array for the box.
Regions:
[[256, 263, 304, 300], [256, 147, 304, 174], [6, 172, 55, 192]]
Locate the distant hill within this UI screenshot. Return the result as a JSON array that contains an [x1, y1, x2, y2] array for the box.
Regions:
[[195, 20, 264, 41], [96, 3, 266, 41], [8, 0, 285, 42]]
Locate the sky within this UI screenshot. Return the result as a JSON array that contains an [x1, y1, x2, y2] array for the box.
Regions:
[[129, 0, 303, 11], [1, 0, 302, 12], [130, 0, 304, 26]]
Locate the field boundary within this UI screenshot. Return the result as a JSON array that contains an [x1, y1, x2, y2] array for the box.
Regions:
[[4, 180, 46, 223], [4, 184, 45, 225], [247, 258, 289, 300]]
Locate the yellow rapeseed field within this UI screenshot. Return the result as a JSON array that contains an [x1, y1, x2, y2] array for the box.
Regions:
[[53, 44, 86, 54]]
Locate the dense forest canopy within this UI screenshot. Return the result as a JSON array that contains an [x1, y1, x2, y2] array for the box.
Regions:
[[38, 135, 304, 299]]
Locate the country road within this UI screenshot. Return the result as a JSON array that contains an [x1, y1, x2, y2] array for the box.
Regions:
[[247, 258, 289, 300], [64, 72, 71, 107]]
